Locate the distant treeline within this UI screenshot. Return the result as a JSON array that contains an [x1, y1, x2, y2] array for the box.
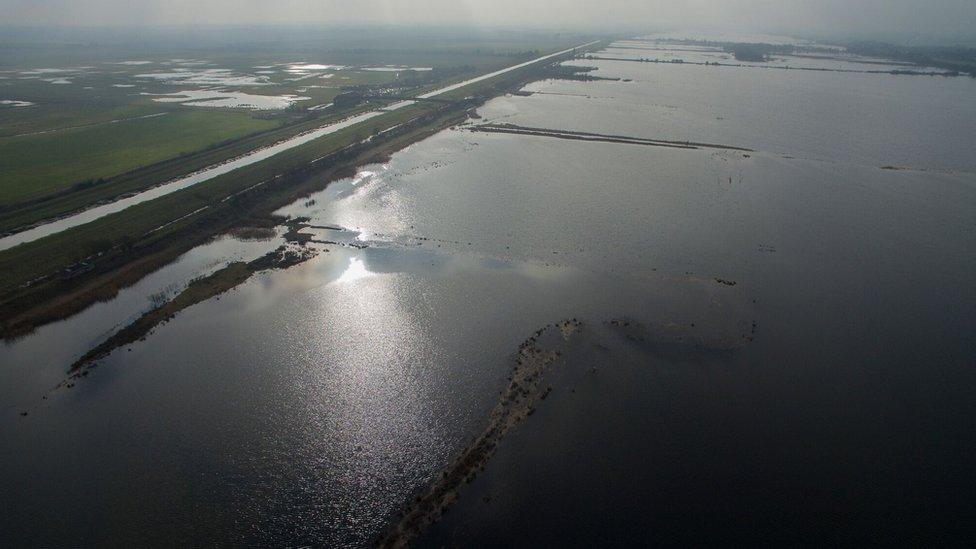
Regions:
[[652, 39, 811, 60], [725, 44, 781, 62], [645, 38, 976, 76], [846, 42, 976, 76]]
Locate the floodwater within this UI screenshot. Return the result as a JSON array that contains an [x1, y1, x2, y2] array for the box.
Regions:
[[285, 63, 347, 73], [362, 66, 434, 72], [2, 41, 976, 545], [148, 89, 311, 109]]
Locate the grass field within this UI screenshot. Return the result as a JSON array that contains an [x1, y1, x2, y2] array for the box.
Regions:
[[0, 109, 278, 204]]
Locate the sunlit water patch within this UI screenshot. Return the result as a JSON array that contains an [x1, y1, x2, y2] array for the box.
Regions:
[[285, 63, 346, 72], [136, 68, 271, 87], [361, 66, 433, 72], [146, 89, 310, 109]]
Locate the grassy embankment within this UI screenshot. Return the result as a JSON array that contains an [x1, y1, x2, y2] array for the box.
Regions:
[[0, 41, 604, 337]]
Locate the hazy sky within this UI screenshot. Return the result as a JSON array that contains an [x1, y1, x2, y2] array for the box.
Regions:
[[3, 0, 975, 39]]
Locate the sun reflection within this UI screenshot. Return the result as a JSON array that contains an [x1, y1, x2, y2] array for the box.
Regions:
[[336, 257, 373, 284], [292, 246, 445, 538], [351, 170, 375, 185]]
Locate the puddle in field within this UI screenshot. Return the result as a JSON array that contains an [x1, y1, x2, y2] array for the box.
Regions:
[[135, 68, 271, 87], [145, 89, 310, 109]]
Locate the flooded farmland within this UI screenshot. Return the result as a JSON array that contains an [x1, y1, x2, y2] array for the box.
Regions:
[[2, 39, 976, 545]]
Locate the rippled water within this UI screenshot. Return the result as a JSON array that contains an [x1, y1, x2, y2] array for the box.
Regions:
[[2, 42, 975, 545]]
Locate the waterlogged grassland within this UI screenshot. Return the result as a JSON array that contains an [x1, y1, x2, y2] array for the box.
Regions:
[[0, 109, 278, 204]]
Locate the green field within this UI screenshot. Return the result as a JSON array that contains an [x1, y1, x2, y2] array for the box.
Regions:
[[0, 109, 277, 204]]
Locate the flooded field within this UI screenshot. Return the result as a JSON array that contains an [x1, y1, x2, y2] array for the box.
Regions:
[[2, 39, 976, 545], [146, 89, 312, 109]]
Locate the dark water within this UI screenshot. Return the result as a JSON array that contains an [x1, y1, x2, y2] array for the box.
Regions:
[[2, 42, 975, 545]]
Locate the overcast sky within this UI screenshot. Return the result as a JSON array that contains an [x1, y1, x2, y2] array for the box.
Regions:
[[3, 0, 975, 40]]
